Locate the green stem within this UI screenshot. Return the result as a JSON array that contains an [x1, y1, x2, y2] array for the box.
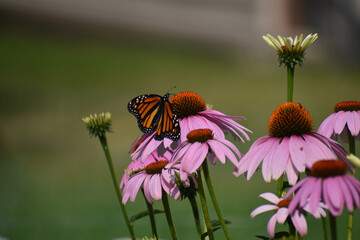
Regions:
[[287, 65, 295, 102], [287, 218, 296, 236], [161, 190, 178, 240], [98, 136, 136, 240], [322, 217, 328, 240], [143, 191, 158, 239], [198, 169, 215, 240], [202, 160, 232, 240], [276, 174, 284, 197], [329, 214, 337, 240], [347, 132, 355, 240], [188, 195, 203, 240]]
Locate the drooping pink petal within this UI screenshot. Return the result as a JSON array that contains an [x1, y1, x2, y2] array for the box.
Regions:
[[291, 210, 308, 236], [261, 139, 279, 182], [220, 138, 243, 159], [143, 174, 153, 204], [250, 204, 278, 218], [267, 213, 278, 238], [246, 138, 279, 179], [287, 178, 313, 213], [334, 111, 347, 135], [343, 175, 360, 208], [149, 175, 162, 201], [323, 177, 344, 216], [285, 159, 299, 185], [218, 141, 240, 166], [276, 208, 289, 224], [308, 178, 322, 214], [271, 137, 290, 180], [289, 135, 306, 173], [123, 172, 147, 204], [207, 140, 226, 164], [318, 114, 336, 138], [259, 192, 280, 204], [180, 142, 208, 181], [338, 176, 354, 212]]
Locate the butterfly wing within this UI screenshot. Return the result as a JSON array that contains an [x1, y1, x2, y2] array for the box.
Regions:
[[154, 99, 180, 141], [128, 94, 181, 141], [128, 94, 163, 133]]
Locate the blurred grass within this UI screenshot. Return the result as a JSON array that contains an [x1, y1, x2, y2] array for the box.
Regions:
[[0, 28, 359, 239]]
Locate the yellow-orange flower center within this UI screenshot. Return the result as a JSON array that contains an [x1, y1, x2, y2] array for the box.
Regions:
[[277, 198, 292, 208], [170, 92, 207, 119], [310, 160, 348, 178], [145, 161, 169, 174], [335, 101, 360, 112], [268, 102, 313, 137], [187, 129, 213, 143]]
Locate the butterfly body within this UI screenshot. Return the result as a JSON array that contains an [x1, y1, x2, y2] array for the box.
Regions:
[[128, 93, 180, 141]]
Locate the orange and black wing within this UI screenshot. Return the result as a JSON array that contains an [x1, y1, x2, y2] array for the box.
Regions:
[[128, 94, 163, 134], [154, 99, 180, 141], [128, 94, 181, 141]]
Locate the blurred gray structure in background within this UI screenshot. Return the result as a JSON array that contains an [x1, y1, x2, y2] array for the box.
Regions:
[[0, 0, 359, 61]]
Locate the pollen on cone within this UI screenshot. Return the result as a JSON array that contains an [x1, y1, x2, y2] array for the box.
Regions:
[[268, 102, 313, 137], [335, 101, 360, 112], [310, 160, 348, 178], [187, 129, 213, 143], [145, 161, 169, 174], [170, 92, 207, 118]]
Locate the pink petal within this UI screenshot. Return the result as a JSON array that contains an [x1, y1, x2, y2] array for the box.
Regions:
[[267, 213, 278, 238], [143, 175, 153, 204], [247, 138, 279, 179], [338, 176, 353, 212], [308, 178, 322, 214], [291, 210, 308, 236], [334, 112, 347, 135], [271, 137, 290, 180], [207, 140, 226, 164], [323, 177, 344, 216], [149, 175, 162, 201], [347, 111, 360, 136], [259, 192, 280, 204], [276, 208, 289, 224], [285, 159, 299, 186], [261, 139, 278, 182], [318, 114, 336, 138], [250, 204, 278, 218], [289, 135, 306, 172]]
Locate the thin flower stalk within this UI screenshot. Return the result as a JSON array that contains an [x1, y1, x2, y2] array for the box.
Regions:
[[198, 169, 215, 240], [329, 214, 337, 240], [202, 160, 232, 240], [188, 195, 203, 240], [99, 135, 136, 240], [83, 113, 136, 239], [162, 189, 178, 240], [143, 191, 158, 239], [347, 132, 356, 240]]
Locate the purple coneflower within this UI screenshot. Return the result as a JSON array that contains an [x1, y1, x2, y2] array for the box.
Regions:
[[169, 128, 242, 181], [286, 160, 360, 216], [131, 91, 251, 161], [234, 102, 353, 185], [122, 150, 188, 204], [251, 192, 326, 238], [318, 101, 360, 143]]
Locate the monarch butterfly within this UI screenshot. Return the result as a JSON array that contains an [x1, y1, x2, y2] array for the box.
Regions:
[[128, 93, 181, 141]]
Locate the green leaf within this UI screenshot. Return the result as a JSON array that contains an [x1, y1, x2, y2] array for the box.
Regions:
[[200, 219, 232, 239], [210, 219, 231, 228], [130, 209, 164, 223], [256, 231, 294, 240]]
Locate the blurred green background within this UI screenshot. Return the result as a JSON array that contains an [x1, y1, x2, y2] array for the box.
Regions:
[[1, 17, 360, 240]]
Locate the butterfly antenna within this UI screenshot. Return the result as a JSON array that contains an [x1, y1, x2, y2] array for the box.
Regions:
[[166, 86, 177, 96]]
